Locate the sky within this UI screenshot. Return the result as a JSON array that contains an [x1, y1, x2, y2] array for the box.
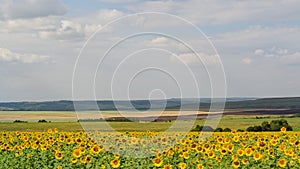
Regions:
[[0, 0, 300, 101]]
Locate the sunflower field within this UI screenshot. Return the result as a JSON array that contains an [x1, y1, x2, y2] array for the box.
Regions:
[[0, 127, 299, 169]]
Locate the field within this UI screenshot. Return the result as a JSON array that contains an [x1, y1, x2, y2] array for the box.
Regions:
[[0, 114, 300, 132], [1, 128, 299, 168], [1, 111, 300, 168]]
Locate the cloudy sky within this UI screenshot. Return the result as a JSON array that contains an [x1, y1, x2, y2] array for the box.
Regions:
[[0, 0, 300, 101]]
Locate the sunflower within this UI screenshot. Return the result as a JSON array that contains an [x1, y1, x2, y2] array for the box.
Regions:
[[31, 144, 38, 150], [220, 148, 227, 155], [217, 138, 223, 143], [253, 152, 261, 161], [216, 156, 222, 163], [197, 164, 204, 169], [79, 147, 86, 154], [178, 162, 186, 169], [278, 144, 286, 151], [241, 142, 247, 147], [208, 151, 215, 158], [270, 139, 278, 146], [182, 152, 190, 159], [90, 145, 102, 154], [40, 145, 47, 151], [258, 141, 266, 148], [72, 149, 81, 158], [278, 158, 287, 168], [55, 152, 63, 160], [245, 148, 253, 156], [232, 160, 240, 168], [153, 157, 163, 167], [242, 158, 248, 164], [114, 154, 120, 159], [190, 143, 197, 149], [289, 137, 296, 145], [86, 155, 92, 163], [224, 137, 231, 144], [66, 138, 73, 144], [227, 144, 234, 152], [163, 164, 172, 169], [167, 150, 174, 157], [71, 157, 77, 163], [290, 160, 295, 167], [80, 156, 86, 164], [233, 136, 240, 142], [57, 166, 62, 169], [292, 154, 297, 160], [281, 127, 287, 133], [237, 149, 244, 156], [196, 146, 203, 152], [47, 129, 53, 134], [110, 159, 121, 168], [75, 137, 82, 144]]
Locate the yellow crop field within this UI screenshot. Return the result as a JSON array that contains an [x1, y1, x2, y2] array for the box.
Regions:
[[0, 128, 299, 168]]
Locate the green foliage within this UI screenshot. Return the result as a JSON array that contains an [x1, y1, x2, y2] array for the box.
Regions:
[[292, 113, 300, 118], [192, 125, 214, 132], [214, 128, 223, 132], [247, 119, 292, 132], [13, 120, 27, 123], [38, 119, 48, 123], [223, 128, 232, 132]]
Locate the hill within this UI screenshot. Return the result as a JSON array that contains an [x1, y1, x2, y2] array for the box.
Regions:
[[0, 97, 299, 111]]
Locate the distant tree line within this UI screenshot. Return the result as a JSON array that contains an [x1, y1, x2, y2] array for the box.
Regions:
[[192, 125, 241, 132], [246, 119, 293, 132], [192, 119, 293, 132]]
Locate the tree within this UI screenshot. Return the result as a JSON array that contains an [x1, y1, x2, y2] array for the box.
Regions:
[[246, 126, 254, 132], [261, 121, 271, 131], [193, 125, 214, 132], [215, 128, 223, 132], [247, 119, 293, 132], [223, 128, 232, 132], [253, 125, 262, 132]]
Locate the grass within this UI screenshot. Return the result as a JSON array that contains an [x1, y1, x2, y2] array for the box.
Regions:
[[216, 116, 300, 131], [1, 116, 299, 132], [0, 122, 83, 132]]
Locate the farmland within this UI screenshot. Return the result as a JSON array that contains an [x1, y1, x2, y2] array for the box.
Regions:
[[1, 128, 299, 168], [1, 110, 300, 132], [1, 108, 300, 168]]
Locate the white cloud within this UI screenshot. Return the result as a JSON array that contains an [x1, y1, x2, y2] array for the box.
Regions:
[[282, 52, 300, 64], [254, 49, 265, 56], [254, 47, 300, 64], [38, 20, 84, 40], [0, 0, 67, 20], [38, 19, 112, 41], [0, 48, 49, 63], [35, 9, 123, 41], [150, 37, 168, 44], [96, 9, 124, 21], [99, 0, 138, 3], [169, 52, 219, 65], [214, 26, 300, 55], [242, 58, 253, 64], [255, 47, 290, 58], [127, 0, 300, 25], [126, 0, 173, 13], [76, 9, 125, 25], [0, 1, 299, 100], [0, 16, 61, 33]]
